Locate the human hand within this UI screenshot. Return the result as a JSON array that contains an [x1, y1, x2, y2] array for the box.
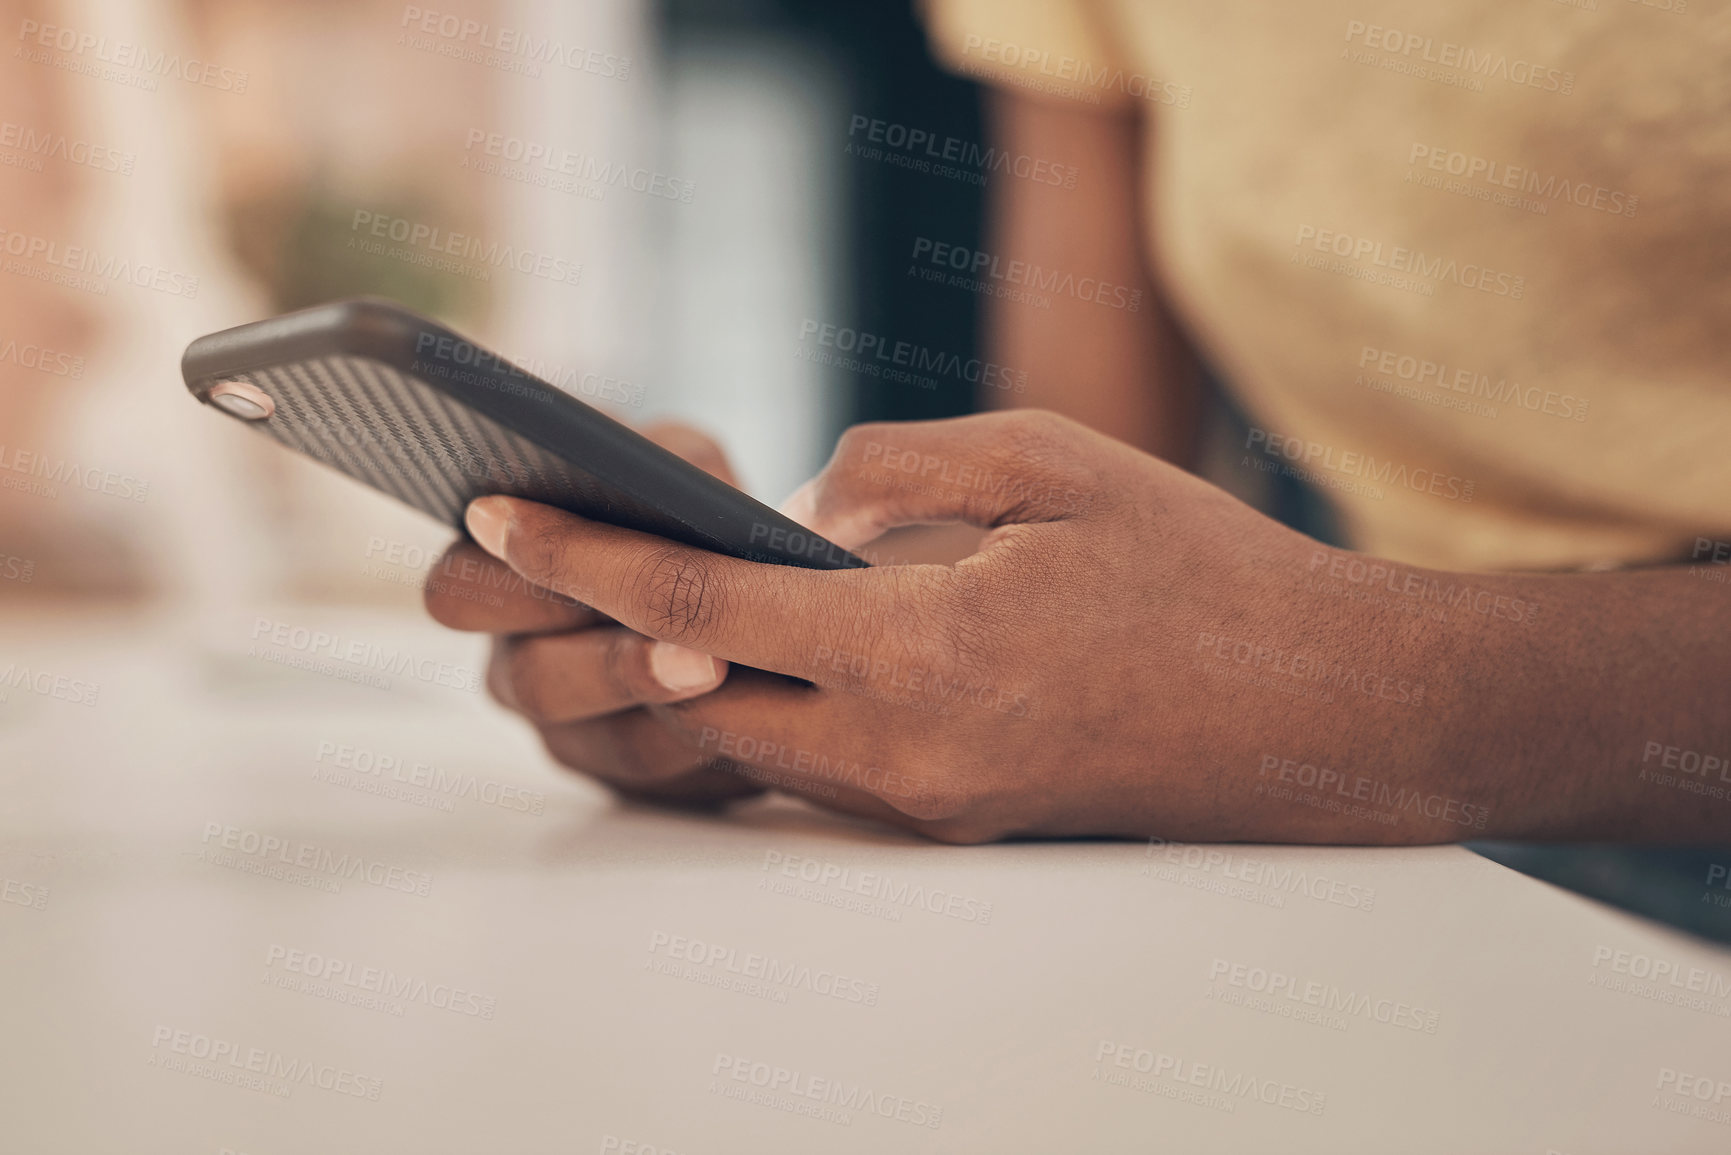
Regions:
[[424, 422, 763, 807], [452, 410, 1453, 843]]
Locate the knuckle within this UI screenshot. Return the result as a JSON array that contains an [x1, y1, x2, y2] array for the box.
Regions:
[[834, 421, 893, 467], [516, 519, 577, 592], [924, 568, 1001, 678], [497, 641, 556, 722], [983, 410, 1095, 520], [996, 407, 1075, 447], [630, 547, 724, 648], [600, 629, 650, 703], [994, 410, 1072, 469]]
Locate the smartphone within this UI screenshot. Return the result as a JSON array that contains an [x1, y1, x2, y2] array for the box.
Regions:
[[181, 298, 866, 570]]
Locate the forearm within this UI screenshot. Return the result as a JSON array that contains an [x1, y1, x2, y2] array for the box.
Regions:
[[1276, 551, 1731, 844], [1434, 564, 1731, 842], [982, 90, 1201, 466]]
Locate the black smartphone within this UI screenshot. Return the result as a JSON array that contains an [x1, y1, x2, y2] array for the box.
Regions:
[[180, 298, 866, 570]]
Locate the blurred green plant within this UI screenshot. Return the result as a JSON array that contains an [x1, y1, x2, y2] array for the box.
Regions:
[[225, 184, 488, 321]]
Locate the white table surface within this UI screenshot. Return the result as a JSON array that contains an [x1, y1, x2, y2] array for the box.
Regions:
[[2, 606, 1727, 1154]]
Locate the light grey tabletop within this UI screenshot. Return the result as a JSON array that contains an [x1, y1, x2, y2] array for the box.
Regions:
[[2, 606, 1727, 1154]]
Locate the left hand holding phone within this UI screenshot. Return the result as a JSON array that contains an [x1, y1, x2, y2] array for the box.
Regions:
[[424, 422, 761, 807]]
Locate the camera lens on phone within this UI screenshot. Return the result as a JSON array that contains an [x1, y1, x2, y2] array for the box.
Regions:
[[208, 380, 276, 421]]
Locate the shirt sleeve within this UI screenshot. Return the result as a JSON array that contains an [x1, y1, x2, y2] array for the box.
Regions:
[[916, 0, 1134, 110]]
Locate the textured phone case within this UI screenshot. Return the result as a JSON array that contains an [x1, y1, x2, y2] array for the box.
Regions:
[[182, 300, 868, 570], [222, 353, 659, 531]]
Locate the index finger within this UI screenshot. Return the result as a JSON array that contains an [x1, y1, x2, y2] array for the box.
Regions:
[[461, 495, 925, 682]]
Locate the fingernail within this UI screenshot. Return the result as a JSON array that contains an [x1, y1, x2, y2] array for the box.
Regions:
[[465, 497, 510, 559], [649, 642, 724, 694], [778, 479, 818, 529]]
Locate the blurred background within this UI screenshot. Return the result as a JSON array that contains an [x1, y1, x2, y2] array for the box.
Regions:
[[0, 0, 1003, 617], [1, 0, 1721, 944]]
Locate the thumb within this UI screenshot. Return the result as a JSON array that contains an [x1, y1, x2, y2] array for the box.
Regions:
[[779, 410, 1096, 550]]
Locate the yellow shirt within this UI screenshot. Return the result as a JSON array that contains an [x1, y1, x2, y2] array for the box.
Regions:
[[920, 0, 1730, 572]]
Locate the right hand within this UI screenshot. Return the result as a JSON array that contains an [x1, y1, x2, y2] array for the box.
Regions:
[[423, 422, 760, 806]]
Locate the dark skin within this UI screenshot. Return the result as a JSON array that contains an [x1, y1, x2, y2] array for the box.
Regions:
[[425, 93, 1731, 846], [428, 412, 1731, 846]]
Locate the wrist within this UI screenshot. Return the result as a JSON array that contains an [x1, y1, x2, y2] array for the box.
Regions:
[[1253, 542, 1495, 843]]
